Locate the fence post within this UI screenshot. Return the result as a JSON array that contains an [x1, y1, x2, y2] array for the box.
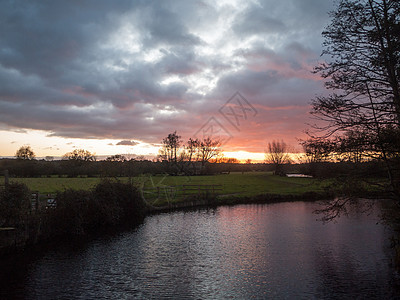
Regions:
[[4, 169, 9, 186]]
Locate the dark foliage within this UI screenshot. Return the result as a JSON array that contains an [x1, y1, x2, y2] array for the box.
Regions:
[[305, 0, 400, 221], [0, 158, 271, 178], [42, 180, 145, 238], [0, 182, 30, 228]]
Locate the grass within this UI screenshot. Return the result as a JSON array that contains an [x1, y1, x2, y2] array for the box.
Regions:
[[10, 177, 101, 194], [11, 172, 328, 204], [137, 172, 325, 195]]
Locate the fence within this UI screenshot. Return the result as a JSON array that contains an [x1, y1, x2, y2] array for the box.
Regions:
[[30, 192, 57, 211], [141, 184, 223, 205], [181, 184, 223, 198], [0, 170, 8, 192]]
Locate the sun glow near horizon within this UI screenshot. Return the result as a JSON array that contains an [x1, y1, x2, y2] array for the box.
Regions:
[[1, 129, 305, 164]]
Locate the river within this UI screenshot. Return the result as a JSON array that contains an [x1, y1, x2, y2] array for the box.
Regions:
[[1, 200, 399, 299]]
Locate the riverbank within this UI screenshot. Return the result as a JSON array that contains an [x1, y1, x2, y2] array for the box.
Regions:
[[0, 173, 384, 256], [0, 188, 332, 257], [147, 190, 333, 213], [0, 180, 146, 256]]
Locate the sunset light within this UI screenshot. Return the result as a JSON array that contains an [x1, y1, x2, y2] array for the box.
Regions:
[[0, 0, 333, 159], [1, 1, 400, 298]]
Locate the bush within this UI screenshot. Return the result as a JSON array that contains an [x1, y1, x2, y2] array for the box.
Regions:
[[42, 179, 146, 237], [0, 182, 30, 228], [92, 179, 145, 224], [43, 189, 92, 236]]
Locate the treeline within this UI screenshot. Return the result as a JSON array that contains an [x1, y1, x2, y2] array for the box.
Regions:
[[1, 157, 391, 181], [0, 158, 270, 178], [0, 180, 146, 254]]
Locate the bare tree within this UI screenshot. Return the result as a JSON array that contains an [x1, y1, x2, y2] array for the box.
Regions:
[[158, 132, 222, 175], [265, 140, 291, 175], [15, 146, 35, 160], [301, 138, 333, 164], [159, 131, 182, 164], [307, 0, 400, 200], [181, 138, 201, 174], [304, 0, 400, 221], [198, 137, 221, 168]]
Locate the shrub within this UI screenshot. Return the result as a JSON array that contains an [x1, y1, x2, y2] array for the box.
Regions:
[[92, 179, 145, 224], [42, 179, 146, 238], [0, 182, 30, 228], [43, 189, 92, 236]]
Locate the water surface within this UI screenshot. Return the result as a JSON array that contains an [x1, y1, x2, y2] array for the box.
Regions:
[[1, 201, 398, 299]]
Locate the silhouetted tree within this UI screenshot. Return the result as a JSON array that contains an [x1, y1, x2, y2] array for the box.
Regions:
[[63, 149, 96, 161], [301, 138, 333, 164], [198, 137, 221, 168], [15, 146, 35, 160], [159, 132, 222, 175], [216, 157, 239, 164], [106, 154, 127, 162], [158, 131, 183, 174], [265, 140, 291, 175], [306, 0, 400, 218], [159, 131, 182, 164], [178, 138, 200, 174]]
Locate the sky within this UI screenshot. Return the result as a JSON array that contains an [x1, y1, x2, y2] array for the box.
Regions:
[[0, 0, 333, 161]]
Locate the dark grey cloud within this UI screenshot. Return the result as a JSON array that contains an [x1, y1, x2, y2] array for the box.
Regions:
[[156, 48, 200, 75], [116, 140, 139, 146], [0, 1, 130, 79], [0, 0, 334, 150], [137, 3, 203, 49], [233, 6, 287, 36]]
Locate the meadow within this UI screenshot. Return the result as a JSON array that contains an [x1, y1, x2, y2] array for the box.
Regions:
[[10, 172, 327, 201]]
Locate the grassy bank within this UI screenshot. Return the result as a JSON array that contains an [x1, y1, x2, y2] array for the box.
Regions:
[[10, 172, 331, 207], [140, 172, 326, 195]]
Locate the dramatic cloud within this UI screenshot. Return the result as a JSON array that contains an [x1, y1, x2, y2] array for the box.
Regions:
[[0, 0, 333, 153]]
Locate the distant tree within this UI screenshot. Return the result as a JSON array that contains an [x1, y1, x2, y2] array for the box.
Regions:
[[301, 138, 333, 164], [198, 137, 221, 167], [211, 153, 226, 163], [159, 131, 182, 163], [265, 140, 291, 175], [185, 138, 200, 162], [63, 149, 96, 161], [45, 156, 54, 161], [158, 132, 222, 175], [217, 157, 239, 163], [245, 159, 252, 164], [106, 154, 127, 162], [178, 138, 201, 174], [15, 146, 35, 160]]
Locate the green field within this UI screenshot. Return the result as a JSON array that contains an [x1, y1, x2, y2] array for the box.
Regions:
[[11, 172, 326, 199], [10, 176, 101, 194]]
